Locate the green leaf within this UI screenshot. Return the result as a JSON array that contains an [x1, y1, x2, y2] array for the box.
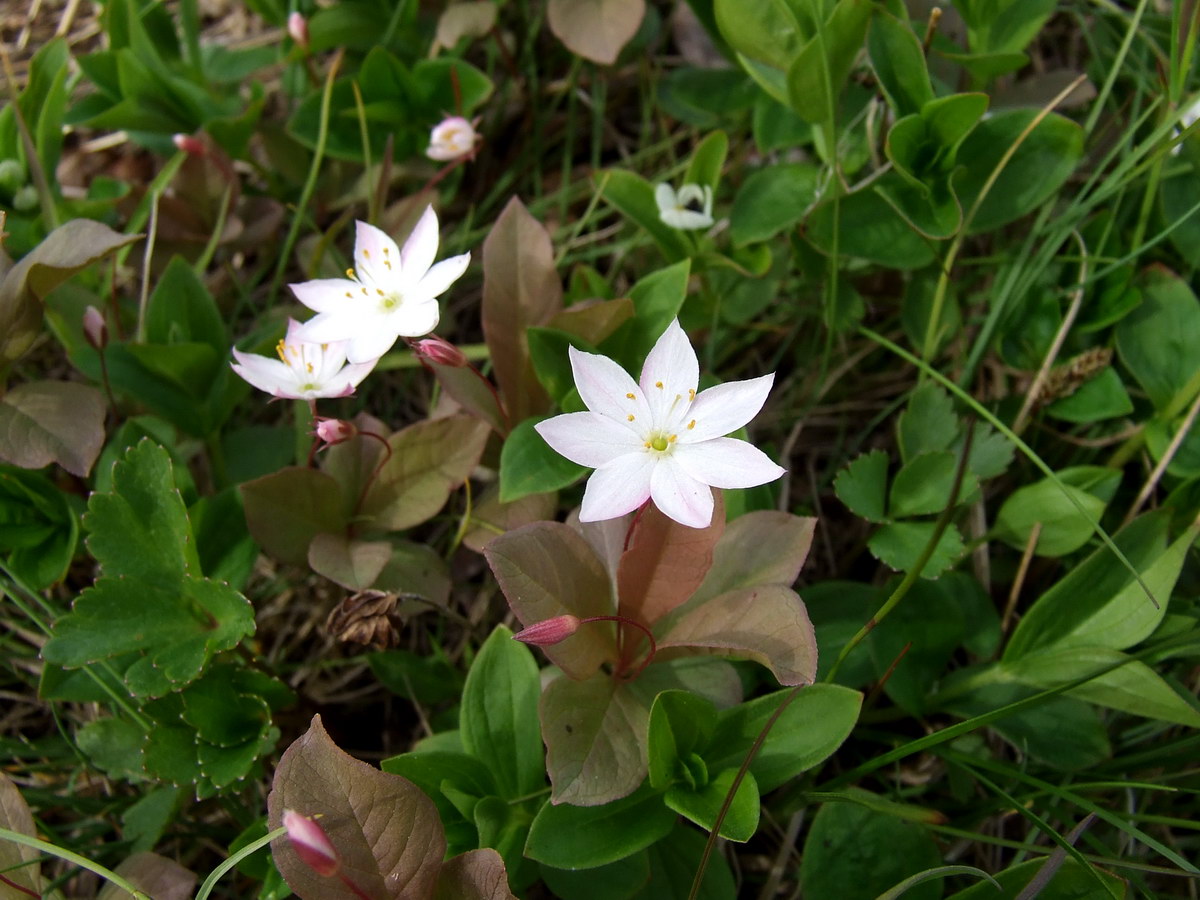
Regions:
[[628, 825, 735, 899], [993, 467, 1121, 557], [1115, 268, 1200, 414], [867, 8, 933, 117], [714, 0, 807, 73], [664, 768, 759, 842], [0, 380, 106, 477], [239, 467, 346, 566], [485, 521, 619, 680], [540, 852, 650, 900], [77, 717, 146, 780], [460, 626, 544, 799], [0, 464, 78, 590], [499, 416, 588, 503], [868, 578, 964, 714], [683, 130, 729, 192], [889, 451, 978, 518], [1045, 367, 1134, 423], [525, 784, 675, 869], [1004, 647, 1200, 727], [955, 109, 1084, 233], [785, 0, 872, 125], [528, 326, 597, 407], [944, 857, 1125, 900], [611, 261, 692, 369], [705, 684, 862, 792], [833, 451, 889, 523], [647, 690, 717, 790], [799, 798, 942, 900], [805, 181, 938, 269], [897, 383, 959, 462], [868, 521, 964, 578], [1005, 511, 1193, 659], [729, 163, 819, 246], [145, 256, 226, 352], [600, 169, 691, 263]]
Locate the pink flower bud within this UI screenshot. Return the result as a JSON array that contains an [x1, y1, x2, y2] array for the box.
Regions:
[[83, 305, 108, 350], [513, 615, 581, 647], [282, 810, 340, 877], [414, 336, 468, 368], [315, 418, 357, 445], [172, 133, 206, 157], [288, 12, 310, 50]]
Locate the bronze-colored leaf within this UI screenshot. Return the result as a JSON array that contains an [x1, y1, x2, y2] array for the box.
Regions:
[[0, 380, 105, 476], [691, 511, 816, 605], [547, 0, 646, 65], [0, 772, 40, 898], [434, 849, 516, 900], [486, 522, 618, 680], [481, 197, 563, 423], [616, 491, 724, 628], [268, 715, 446, 900], [657, 585, 819, 686], [308, 533, 392, 591], [463, 484, 557, 553], [240, 467, 346, 566], [98, 853, 196, 900], [547, 296, 635, 346], [436, 2, 499, 49], [361, 415, 489, 531]]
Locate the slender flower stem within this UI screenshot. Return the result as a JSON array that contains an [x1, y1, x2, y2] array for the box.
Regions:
[[0, 827, 151, 899], [196, 827, 285, 900], [579, 615, 657, 680], [350, 430, 393, 528]]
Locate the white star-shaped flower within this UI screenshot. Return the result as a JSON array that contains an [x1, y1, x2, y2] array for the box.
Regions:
[[231, 319, 378, 400], [426, 116, 479, 161], [1173, 95, 1200, 156], [290, 206, 470, 363], [535, 319, 785, 528], [655, 183, 714, 230]]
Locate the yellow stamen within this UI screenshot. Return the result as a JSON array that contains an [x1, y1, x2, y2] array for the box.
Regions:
[[344, 291, 352, 298], [627, 414, 635, 421], [306, 362, 314, 373], [383, 246, 390, 256], [655, 381, 664, 389], [363, 249, 370, 259], [361, 287, 368, 295], [626, 393, 635, 399], [687, 420, 696, 429], [275, 339, 287, 362], [345, 267, 355, 279], [688, 388, 696, 401], [384, 260, 392, 269], [669, 434, 677, 443], [376, 289, 385, 296], [644, 440, 652, 448]]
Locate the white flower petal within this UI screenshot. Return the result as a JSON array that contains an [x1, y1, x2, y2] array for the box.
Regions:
[[579, 454, 655, 522], [322, 359, 378, 397], [231, 351, 294, 397], [388, 298, 441, 339], [293, 311, 359, 344], [346, 327, 402, 364], [569, 345, 650, 424], [639, 319, 699, 425], [415, 252, 471, 300], [289, 279, 358, 313], [535, 412, 643, 468], [676, 184, 710, 214], [401, 205, 440, 281], [664, 208, 714, 230], [674, 437, 786, 489], [650, 459, 714, 528], [655, 183, 677, 215], [353, 221, 404, 287], [682, 372, 775, 442]]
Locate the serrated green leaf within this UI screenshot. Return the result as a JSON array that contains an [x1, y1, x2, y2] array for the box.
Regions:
[[889, 451, 978, 518], [834, 450, 889, 523], [869, 522, 964, 578], [897, 383, 958, 462]]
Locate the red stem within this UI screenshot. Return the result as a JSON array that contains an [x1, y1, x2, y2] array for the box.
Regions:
[[350, 429, 393, 530], [580, 615, 657, 681], [0, 873, 38, 898]]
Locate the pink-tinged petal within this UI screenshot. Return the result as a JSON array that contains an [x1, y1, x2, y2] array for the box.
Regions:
[[389, 298, 441, 339], [289, 278, 359, 313], [324, 358, 379, 395], [401, 205, 439, 280], [536, 412, 643, 467], [650, 458, 714, 528], [639, 319, 699, 425], [414, 252, 470, 300], [579, 454, 656, 522], [674, 437, 786, 489], [353, 220, 404, 287], [231, 351, 296, 398], [345, 327, 400, 364], [569, 345, 650, 424], [682, 372, 775, 442]]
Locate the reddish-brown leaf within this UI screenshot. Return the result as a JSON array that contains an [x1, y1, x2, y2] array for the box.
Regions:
[[485, 522, 618, 679], [0, 380, 105, 476], [481, 197, 562, 423], [308, 534, 392, 590], [616, 491, 724, 628], [98, 853, 196, 900], [0, 772, 40, 897], [692, 512, 817, 605], [547, 296, 634, 345], [547, 0, 646, 65], [434, 849, 516, 900], [268, 716, 446, 900], [241, 467, 346, 565]]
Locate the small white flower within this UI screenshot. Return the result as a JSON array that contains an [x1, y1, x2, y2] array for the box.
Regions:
[[1173, 95, 1200, 156], [535, 319, 785, 529], [655, 183, 714, 230], [290, 207, 470, 363], [231, 319, 377, 400], [426, 116, 479, 161]]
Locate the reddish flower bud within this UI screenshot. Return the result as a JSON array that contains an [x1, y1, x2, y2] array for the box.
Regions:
[[315, 418, 357, 446], [83, 305, 108, 350], [414, 336, 468, 368], [513, 615, 581, 647], [288, 12, 310, 50], [282, 810, 340, 877], [172, 133, 206, 157]]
